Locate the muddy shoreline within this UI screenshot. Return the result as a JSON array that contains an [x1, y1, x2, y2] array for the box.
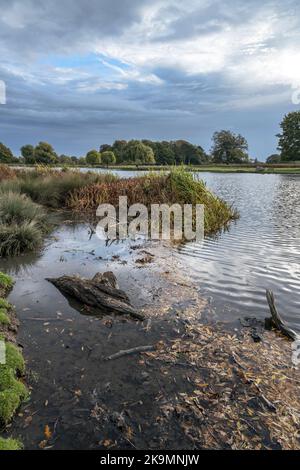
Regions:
[[1, 219, 299, 450]]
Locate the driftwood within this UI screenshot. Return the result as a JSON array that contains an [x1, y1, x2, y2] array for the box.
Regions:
[[266, 289, 298, 341], [47, 271, 144, 321], [105, 345, 155, 361]]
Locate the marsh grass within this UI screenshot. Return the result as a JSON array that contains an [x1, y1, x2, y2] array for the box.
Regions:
[[67, 168, 237, 235], [11, 169, 117, 208], [0, 192, 48, 257]]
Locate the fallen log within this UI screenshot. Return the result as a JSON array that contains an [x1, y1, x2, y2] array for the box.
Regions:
[[47, 271, 144, 321], [265, 289, 298, 341]]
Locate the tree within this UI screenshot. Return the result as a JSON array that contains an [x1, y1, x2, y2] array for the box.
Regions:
[[0, 143, 13, 163], [266, 154, 281, 164], [100, 144, 112, 153], [34, 142, 58, 164], [86, 150, 101, 165], [277, 111, 300, 162], [171, 140, 207, 165], [101, 151, 116, 167], [112, 140, 127, 163], [123, 141, 155, 164], [21, 144, 35, 164], [211, 130, 249, 163]]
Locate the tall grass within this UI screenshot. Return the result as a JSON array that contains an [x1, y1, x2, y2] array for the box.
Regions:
[[0, 168, 117, 208], [67, 168, 237, 235], [0, 192, 47, 229], [0, 193, 48, 257], [0, 222, 43, 257]]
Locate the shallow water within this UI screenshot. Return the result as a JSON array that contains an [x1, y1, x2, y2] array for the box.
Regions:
[[178, 173, 300, 331], [80, 169, 300, 331]]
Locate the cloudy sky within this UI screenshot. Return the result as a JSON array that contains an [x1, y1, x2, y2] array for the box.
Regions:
[[0, 0, 299, 159]]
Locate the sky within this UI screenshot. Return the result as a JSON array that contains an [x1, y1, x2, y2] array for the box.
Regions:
[[0, 0, 300, 159]]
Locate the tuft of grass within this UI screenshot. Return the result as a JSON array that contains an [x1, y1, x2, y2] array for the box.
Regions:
[[0, 272, 13, 291], [0, 192, 47, 230], [0, 436, 23, 450], [0, 309, 10, 326], [0, 222, 43, 257]]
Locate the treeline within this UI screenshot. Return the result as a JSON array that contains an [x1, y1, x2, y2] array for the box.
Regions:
[[0, 111, 299, 165]]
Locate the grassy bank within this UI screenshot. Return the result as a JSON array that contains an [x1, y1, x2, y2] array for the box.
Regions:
[[0, 272, 28, 450]]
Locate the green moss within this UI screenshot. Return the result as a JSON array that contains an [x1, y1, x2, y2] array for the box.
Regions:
[[5, 342, 25, 375], [0, 298, 11, 310], [0, 389, 22, 424], [0, 436, 23, 450], [0, 344, 28, 424], [0, 309, 10, 326], [0, 366, 28, 399], [0, 272, 13, 290]]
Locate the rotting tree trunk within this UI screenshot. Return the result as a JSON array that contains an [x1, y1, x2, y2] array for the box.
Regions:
[[47, 271, 144, 321], [265, 289, 298, 341]]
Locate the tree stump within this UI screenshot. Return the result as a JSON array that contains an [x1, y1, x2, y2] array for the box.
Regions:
[[47, 271, 144, 320]]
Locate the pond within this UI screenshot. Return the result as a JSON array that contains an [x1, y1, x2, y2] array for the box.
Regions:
[[80, 169, 300, 331], [1, 170, 299, 448]]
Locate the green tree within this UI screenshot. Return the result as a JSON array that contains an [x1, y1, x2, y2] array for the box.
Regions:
[[171, 140, 207, 165], [0, 143, 13, 163], [112, 140, 127, 163], [34, 142, 58, 164], [21, 144, 35, 164], [86, 150, 101, 165], [266, 154, 281, 164], [123, 140, 155, 164], [211, 130, 249, 163], [100, 144, 112, 153], [277, 111, 300, 162], [101, 151, 116, 167]]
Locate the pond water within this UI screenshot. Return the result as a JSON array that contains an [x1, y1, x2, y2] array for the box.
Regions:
[[1, 170, 299, 448], [80, 169, 300, 331]]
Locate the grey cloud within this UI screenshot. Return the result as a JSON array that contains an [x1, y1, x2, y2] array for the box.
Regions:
[[0, 0, 299, 158]]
